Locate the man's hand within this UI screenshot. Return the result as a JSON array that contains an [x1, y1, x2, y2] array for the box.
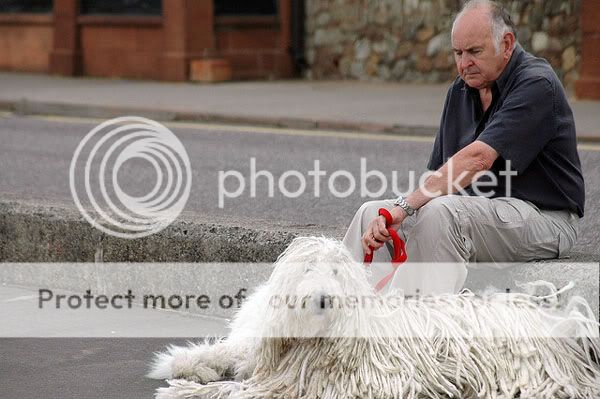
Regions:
[[361, 207, 406, 255], [361, 140, 498, 257]]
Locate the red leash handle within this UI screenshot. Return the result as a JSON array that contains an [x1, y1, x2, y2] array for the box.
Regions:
[[363, 208, 408, 291]]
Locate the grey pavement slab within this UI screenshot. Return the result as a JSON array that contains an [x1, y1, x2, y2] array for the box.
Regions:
[[1, 284, 228, 337], [1, 259, 597, 329], [0, 72, 598, 139], [0, 262, 272, 323]]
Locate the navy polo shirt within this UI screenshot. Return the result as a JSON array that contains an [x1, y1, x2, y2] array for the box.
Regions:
[[427, 44, 585, 217]]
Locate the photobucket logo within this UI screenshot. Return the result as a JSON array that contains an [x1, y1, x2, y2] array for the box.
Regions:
[[218, 158, 516, 208], [69, 116, 191, 238]]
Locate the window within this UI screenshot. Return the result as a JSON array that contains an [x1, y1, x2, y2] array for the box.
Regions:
[[79, 0, 162, 15], [0, 0, 53, 13], [214, 0, 277, 16]]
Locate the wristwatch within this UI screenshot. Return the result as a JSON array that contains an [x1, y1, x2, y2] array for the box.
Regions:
[[393, 196, 415, 217]]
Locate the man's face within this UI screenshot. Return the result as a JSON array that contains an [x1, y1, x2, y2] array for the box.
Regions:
[[451, 9, 508, 90]]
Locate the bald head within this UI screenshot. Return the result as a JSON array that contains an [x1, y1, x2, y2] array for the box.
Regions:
[[452, 0, 517, 53], [453, 6, 495, 50], [450, 0, 516, 89]]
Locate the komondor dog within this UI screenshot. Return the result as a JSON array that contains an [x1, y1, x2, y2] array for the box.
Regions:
[[148, 237, 600, 398]]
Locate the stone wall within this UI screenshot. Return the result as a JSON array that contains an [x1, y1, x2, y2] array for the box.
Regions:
[[305, 0, 581, 89]]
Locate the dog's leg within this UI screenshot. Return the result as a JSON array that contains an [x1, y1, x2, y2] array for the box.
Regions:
[[148, 286, 272, 383], [147, 338, 256, 383], [148, 280, 281, 385], [155, 379, 243, 399]]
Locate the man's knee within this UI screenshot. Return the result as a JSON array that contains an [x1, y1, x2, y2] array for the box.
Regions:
[[416, 196, 461, 225], [356, 200, 391, 221], [406, 196, 471, 262], [407, 196, 463, 241]]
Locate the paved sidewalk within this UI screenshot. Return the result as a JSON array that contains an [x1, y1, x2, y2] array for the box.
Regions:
[[0, 285, 228, 337], [1, 72, 599, 139]]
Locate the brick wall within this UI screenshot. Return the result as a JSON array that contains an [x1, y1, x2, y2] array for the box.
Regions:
[[0, 15, 53, 72], [215, 16, 293, 80], [79, 21, 163, 80], [575, 0, 600, 99]]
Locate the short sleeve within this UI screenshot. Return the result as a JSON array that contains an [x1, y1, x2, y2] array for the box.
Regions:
[[426, 135, 443, 171], [477, 77, 555, 174]]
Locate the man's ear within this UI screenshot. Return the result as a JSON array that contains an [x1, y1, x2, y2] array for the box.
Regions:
[[502, 32, 516, 60]]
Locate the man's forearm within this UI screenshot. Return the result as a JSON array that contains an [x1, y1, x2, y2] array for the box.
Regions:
[[410, 154, 487, 207], [391, 141, 498, 223]]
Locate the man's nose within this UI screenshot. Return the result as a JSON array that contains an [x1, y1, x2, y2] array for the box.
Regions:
[[460, 55, 472, 70]]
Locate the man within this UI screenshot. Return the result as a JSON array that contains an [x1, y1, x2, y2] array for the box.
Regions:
[[343, 0, 584, 295]]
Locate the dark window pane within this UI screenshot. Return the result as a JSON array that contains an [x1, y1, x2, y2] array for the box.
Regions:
[[214, 0, 277, 16], [80, 0, 162, 15], [0, 0, 52, 13]]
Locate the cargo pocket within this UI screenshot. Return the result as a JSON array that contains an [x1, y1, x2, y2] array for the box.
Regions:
[[493, 198, 536, 224]]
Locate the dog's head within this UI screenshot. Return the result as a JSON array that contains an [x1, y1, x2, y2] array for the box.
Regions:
[[264, 236, 374, 338]]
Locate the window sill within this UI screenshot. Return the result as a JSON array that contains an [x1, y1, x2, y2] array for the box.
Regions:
[[215, 15, 278, 29], [0, 13, 52, 25], [77, 15, 162, 27]]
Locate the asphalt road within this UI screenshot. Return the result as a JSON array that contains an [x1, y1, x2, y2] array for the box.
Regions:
[[0, 112, 599, 254], [0, 337, 193, 399]]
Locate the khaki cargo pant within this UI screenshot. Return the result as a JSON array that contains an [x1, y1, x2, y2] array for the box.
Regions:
[[342, 195, 579, 295]]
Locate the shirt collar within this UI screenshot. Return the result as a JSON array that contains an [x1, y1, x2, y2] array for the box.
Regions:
[[495, 43, 523, 93], [460, 43, 524, 94]]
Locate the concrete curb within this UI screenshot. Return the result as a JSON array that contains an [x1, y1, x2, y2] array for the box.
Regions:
[[0, 98, 446, 138], [0, 201, 344, 263], [3, 98, 600, 142]]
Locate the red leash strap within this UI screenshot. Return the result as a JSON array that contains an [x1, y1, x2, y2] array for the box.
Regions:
[[363, 208, 408, 292]]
